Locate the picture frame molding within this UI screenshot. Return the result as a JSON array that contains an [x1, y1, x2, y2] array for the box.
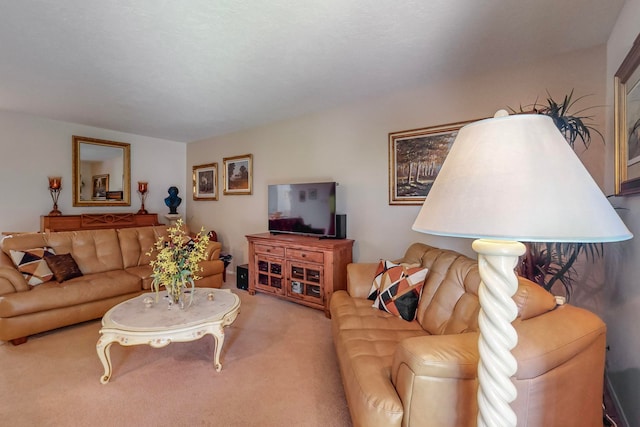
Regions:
[[192, 162, 218, 201], [223, 154, 253, 195], [614, 33, 640, 195], [388, 119, 477, 205]]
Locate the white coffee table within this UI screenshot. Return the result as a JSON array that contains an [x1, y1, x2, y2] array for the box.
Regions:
[[96, 288, 240, 384]]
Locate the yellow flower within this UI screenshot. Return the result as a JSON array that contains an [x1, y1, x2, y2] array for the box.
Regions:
[[147, 219, 210, 301]]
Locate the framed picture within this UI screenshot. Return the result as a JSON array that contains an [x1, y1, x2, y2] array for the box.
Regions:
[[615, 33, 640, 195], [192, 163, 218, 200], [389, 120, 476, 205], [309, 188, 318, 200], [223, 154, 253, 195], [92, 174, 109, 199]]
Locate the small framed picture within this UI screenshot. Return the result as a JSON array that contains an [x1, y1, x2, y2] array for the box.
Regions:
[[193, 163, 218, 200], [92, 174, 109, 199], [223, 154, 253, 195]]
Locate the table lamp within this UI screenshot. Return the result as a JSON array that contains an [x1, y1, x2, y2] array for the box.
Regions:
[[48, 176, 62, 216], [412, 110, 632, 426], [137, 181, 148, 214]]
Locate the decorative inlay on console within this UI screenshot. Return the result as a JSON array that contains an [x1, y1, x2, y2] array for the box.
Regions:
[[41, 213, 161, 232], [81, 213, 136, 227]]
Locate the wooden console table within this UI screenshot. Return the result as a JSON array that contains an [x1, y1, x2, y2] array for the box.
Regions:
[[246, 233, 354, 317], [41, 213, 161, 232]]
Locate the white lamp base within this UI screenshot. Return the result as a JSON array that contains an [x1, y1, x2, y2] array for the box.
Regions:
[[472, 239, 525, 427]]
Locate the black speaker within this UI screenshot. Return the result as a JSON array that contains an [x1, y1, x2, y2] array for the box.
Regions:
[[335, 214, 347, 239], [237, 264, 249, 290]]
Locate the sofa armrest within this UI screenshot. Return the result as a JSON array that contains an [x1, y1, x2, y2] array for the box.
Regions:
[[346, 262, 378, 298], [0, 267, 29, 295], [512, 304, 606, 379], [391, 333, 479, 426], [204, 241, 222, 261]]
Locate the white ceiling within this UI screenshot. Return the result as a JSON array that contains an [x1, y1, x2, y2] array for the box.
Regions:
[[0, 1, 625, 143]]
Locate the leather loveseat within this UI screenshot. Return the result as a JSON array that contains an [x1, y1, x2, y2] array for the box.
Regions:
[[0, 225, 224, 344], [330, 243, 607, 427]]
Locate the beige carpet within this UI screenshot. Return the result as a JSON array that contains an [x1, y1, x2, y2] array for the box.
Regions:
[[0, 280, 352, 427]]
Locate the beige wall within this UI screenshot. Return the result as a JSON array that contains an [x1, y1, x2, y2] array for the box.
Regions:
[[604, 0, 640, 423], [0, 111, 187, 233], [187, 45, 607, 271]]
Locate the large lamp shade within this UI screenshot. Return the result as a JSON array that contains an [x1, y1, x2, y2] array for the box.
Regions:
[[412, 113, 632, 243]]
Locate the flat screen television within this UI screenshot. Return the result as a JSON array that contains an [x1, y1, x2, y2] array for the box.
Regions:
[[268, 181, 336, 237]]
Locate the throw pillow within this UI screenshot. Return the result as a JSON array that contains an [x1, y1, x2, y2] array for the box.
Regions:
[[372, 264, 429, 321], [367, 260, 394, 301], [45, 253, 84, 283], [367, 260, 422, 301], [9, 247, 56, 286]]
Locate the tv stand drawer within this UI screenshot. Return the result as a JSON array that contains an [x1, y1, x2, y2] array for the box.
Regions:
[[254, 244, 285, 257], [287, 248, 323, 263]]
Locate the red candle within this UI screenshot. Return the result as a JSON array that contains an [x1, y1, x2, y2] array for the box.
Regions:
[[138, 181, 148, 193], [48, 176, 62, 190]]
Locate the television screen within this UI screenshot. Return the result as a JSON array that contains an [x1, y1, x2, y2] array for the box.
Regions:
[[268, 182, 336, 237]]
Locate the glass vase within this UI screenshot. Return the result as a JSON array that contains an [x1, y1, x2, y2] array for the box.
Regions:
[[167, 286, 184, 310]]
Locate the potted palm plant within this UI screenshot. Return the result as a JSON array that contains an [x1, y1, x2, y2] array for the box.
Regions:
[[511, 90, 605, 300]]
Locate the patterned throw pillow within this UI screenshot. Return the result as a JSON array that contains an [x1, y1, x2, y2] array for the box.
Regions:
[[372, 264, 429, 321], [10, 247, 56, 286], [367, 260, 394, 301], [45, 253, 83, 283]]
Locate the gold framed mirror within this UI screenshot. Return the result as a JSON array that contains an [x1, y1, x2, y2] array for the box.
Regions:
[[72, 136, 131, 206]]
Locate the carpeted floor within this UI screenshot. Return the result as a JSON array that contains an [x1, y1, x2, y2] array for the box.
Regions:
[[0, 279, 352, 427]]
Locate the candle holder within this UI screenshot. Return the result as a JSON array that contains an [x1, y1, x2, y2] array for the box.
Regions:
[[137, 181, 148, 214], [48, 176, 62, 216]]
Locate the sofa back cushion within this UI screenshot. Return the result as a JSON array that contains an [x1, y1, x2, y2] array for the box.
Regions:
[[44, 229, 123, 274], [410, 245, 481, 334], [399, 243, 556, 335], [118, 226, 169, 268]]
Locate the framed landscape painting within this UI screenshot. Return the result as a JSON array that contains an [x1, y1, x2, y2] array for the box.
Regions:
[[389, 120, 475, 205], [615, 33, 640, 195], [223, 154, 253, 195], [193, 162, 218, 200]]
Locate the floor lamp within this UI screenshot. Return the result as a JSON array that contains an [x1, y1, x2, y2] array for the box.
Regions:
[[412, 111, 632, 426]]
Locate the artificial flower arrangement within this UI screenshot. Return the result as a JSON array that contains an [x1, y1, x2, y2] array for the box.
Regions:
[[147, 219, 210, 307]]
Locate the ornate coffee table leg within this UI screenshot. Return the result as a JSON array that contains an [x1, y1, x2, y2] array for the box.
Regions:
[[96, 334, 115, 384], [211, 325, 225, 372]]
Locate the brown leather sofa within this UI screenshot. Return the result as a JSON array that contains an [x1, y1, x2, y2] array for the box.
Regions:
[[330, 243, 607, 427], [0, 225, 224, 344]]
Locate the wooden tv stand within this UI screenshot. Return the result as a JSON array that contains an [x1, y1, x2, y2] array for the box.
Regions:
[[246, 233, 354, 317]]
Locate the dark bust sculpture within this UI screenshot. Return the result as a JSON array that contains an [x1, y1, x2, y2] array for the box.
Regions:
[[164, 186, 182, 214]]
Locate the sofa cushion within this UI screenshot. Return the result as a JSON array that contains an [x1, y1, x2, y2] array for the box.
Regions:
[[45, 253, 83, 283], [372, 264, 428, 321], [331, 290, 424, 332], [44, 229, 124, 274], [0, 270, 142, 317], [125, 265, 154, 290], [118, 226, 169, 268], [9, 247, 56, 286], [332, 326, 427, 427]]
